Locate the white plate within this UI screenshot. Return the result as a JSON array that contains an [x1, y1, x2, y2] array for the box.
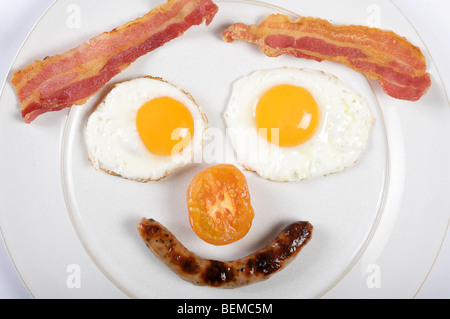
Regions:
[[0, 0, 449, 299]]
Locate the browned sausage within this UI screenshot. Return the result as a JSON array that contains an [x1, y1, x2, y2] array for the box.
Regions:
[[138, 218, 313, 288]]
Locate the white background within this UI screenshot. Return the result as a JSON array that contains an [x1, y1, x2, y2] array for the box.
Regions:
[[0, 0, 449, 299]]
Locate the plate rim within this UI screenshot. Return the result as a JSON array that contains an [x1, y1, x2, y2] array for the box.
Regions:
[[0, 0, 59, 299], [389, 0, 450, 298], [0, 0, 448, 299]]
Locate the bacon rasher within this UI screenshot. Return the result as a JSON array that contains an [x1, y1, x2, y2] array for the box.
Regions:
[[12, 0, 218, 123], [223, 14, 431, 101]]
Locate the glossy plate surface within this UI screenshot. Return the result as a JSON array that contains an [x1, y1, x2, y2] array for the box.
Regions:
[[0, 0, 448, 298]]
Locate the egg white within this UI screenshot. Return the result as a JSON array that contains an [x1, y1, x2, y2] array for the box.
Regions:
[[84, 77, 208, 182], [224, 68, 374, 182]]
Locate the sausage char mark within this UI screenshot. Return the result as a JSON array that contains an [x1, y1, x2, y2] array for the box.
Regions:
[[138, 218, 313, 288]]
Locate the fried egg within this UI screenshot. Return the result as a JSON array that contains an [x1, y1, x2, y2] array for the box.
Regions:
[[224, 68, 374, 182], [85, 77, 208, 182]]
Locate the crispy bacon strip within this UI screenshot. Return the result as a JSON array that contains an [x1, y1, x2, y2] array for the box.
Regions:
[[222, 14, 431, 101], [12, 0, 218, 123]]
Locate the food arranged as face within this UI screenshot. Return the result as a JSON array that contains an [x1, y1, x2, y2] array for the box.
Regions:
[[11, 0, 432, 289]]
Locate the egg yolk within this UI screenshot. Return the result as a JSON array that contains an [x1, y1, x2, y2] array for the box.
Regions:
[[255, 84, 320, 147], [136, 97, 194, 156]]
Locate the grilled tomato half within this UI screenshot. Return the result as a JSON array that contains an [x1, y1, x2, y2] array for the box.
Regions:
[[187, 164, 255, 246]]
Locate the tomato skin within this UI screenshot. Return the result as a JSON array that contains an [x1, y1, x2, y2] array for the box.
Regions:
[[187, 164, 255, 246]]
